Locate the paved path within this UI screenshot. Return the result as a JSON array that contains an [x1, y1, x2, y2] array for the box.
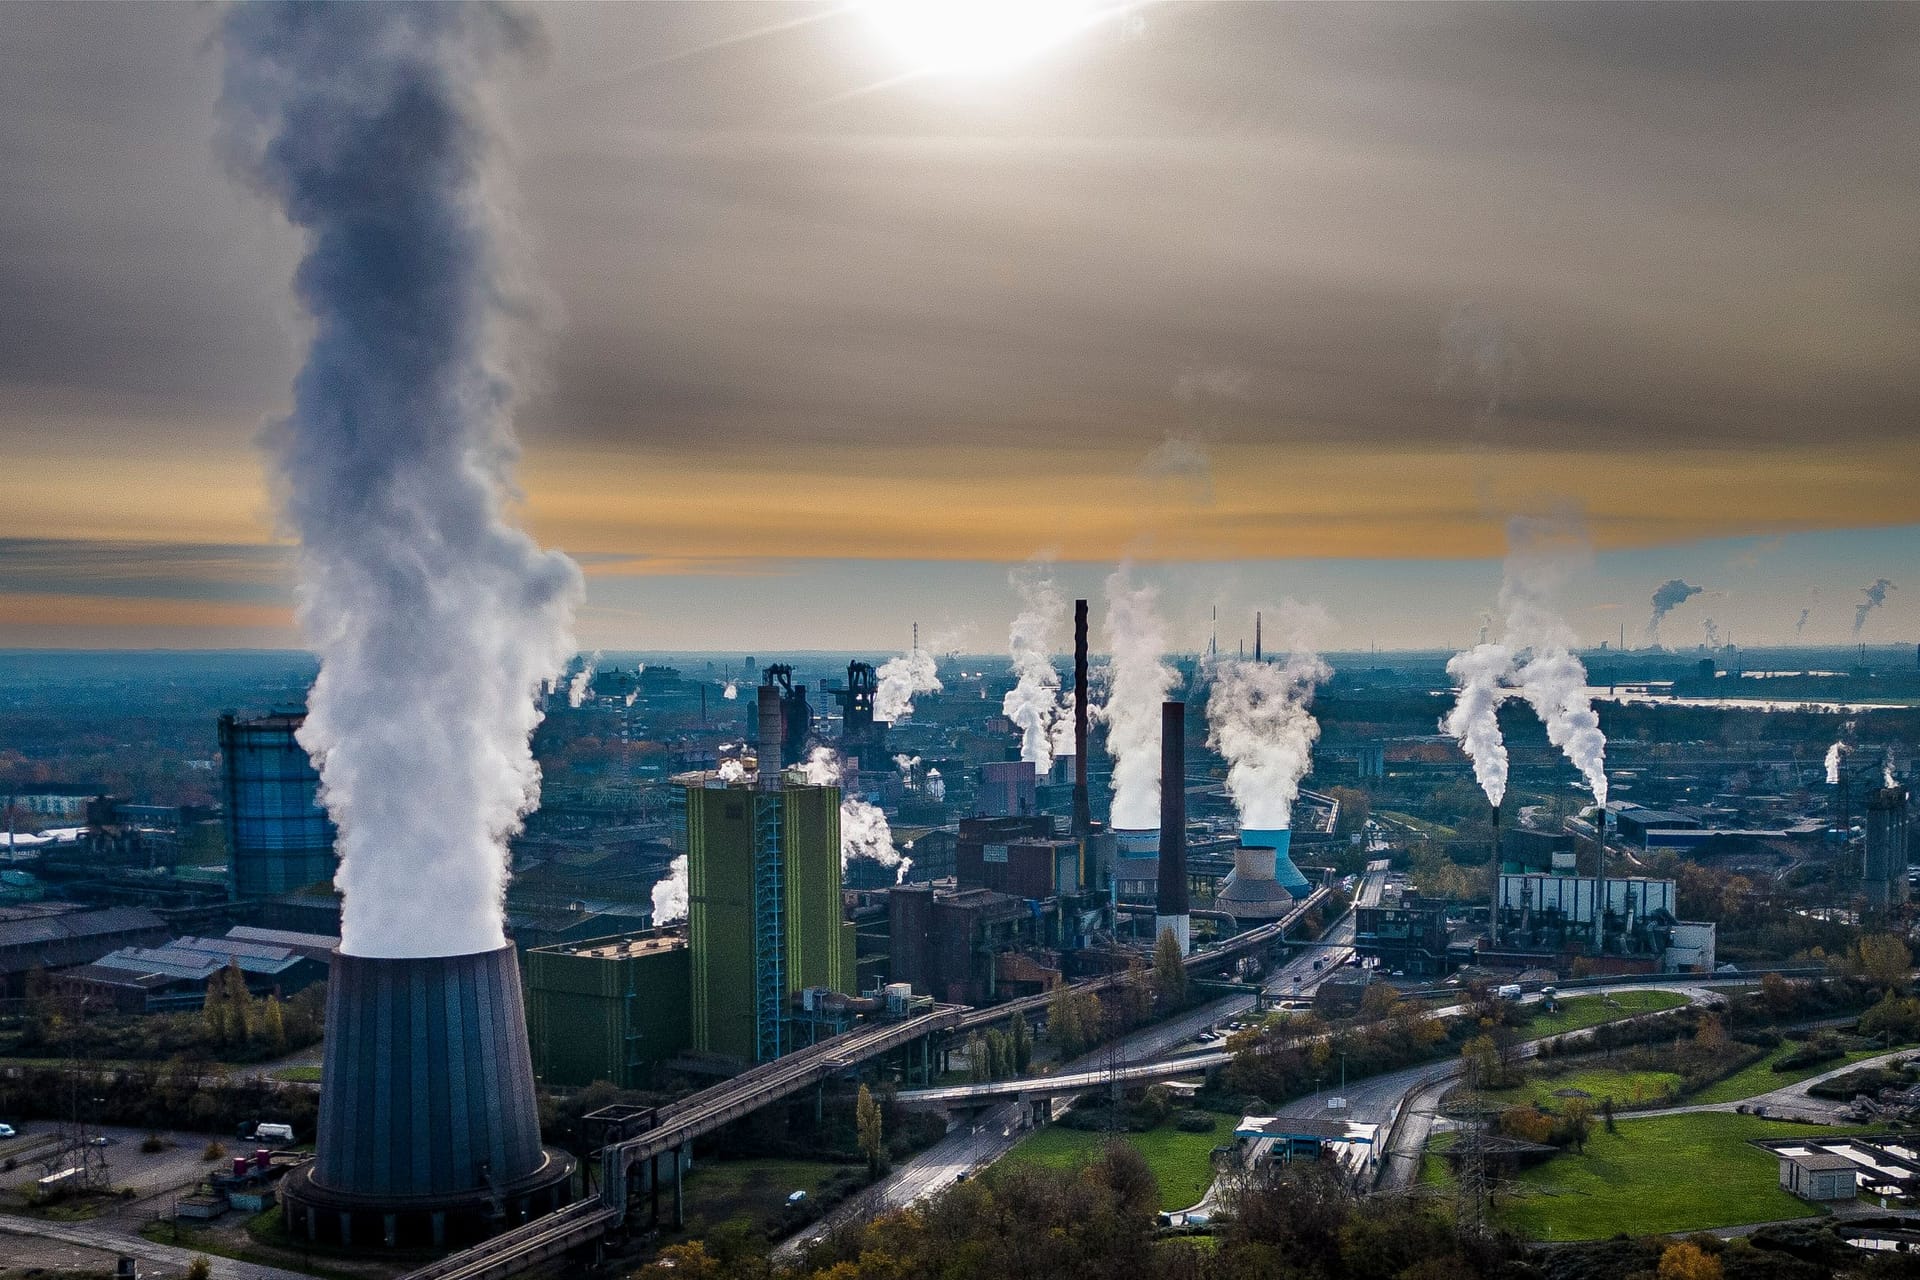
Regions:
[[1630, 1047, 1918, 1122], [0, 1214, 315, 1279]]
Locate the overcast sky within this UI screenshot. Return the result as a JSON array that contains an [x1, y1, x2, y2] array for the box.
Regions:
[[2, 1, 1916, 651]]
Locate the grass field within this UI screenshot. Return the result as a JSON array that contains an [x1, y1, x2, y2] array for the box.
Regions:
[[272, 1065, 323, 1083], [679, 1157, 851, 1235], [1007, 1115, 1232, 1211], [1687, 1042, 1909, 1105], [1482, 1064, 1684, 1112], [1522, 990, 1688, 1038], [1427, 1112, 1873, 1240]]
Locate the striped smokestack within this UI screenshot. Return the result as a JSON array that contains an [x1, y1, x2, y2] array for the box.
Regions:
[[1156, 699, 1190, 954]]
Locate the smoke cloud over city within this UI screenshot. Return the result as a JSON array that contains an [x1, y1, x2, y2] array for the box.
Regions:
[[220, 3, 581, 958], [1646, 578, 1704, 645], [1205, 604, 1330, 831]]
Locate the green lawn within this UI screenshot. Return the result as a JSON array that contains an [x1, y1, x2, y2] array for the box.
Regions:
[[1522, 990, 1688, 1038], [1482, 1065, 1684, 1112], [1429, 1112, 1873, 1240], [1007, 1115, 1232, 1211], [1687, 1042, 1910, 1106], [1376, 811, 1457, 840], [272, 1065, 323, 1083]]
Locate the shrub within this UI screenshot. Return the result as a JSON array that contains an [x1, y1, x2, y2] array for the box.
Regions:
[[140, 1133, 166, 1154], [202, 1140, 226, 1162], [1174, 1110, 1216, 1133]]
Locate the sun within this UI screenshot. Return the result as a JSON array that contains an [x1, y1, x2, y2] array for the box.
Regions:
[[862, 0, 1102, 76]]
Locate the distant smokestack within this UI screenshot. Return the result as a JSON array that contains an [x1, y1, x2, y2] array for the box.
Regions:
[[1156, 700, 1190, 954], [1072, 598, 1092, 835], [1489, 803, 1502, 945], [1254, 611, 1262, 663], [756, 684, 784, 776]]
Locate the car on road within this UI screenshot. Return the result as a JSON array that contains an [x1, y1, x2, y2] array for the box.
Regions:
[[0, 1123, 15, 1139]]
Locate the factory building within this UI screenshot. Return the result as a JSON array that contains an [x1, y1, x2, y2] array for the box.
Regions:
[[955, 815, 1083, 897], [56, 933, 327, 1013], [682, 772, 856, 1064], [1486, 872, 1714, 973], [218, 711, 336, 899], [888, 883, 1068, 1005], [976, 761, 1039, 817], [525, 930, 690, 1088], [1863, 786, 1911, 909], [1352, 868, 1449, 978]]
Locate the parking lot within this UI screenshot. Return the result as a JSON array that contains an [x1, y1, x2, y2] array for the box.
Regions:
[[0, 1121, 237, 1209]]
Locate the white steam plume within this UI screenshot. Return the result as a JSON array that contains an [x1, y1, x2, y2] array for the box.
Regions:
[[892, 754, 921, 788], [717, 758, 746, 784], [876, 647, 941, 722], [1795, 607, 1812, 637], [1205, 605, 1330, 831], [1098, 566, 1178, 830], [1825, 741, 1848, 785], [1499, 520, 1609, 807], [221, 5, 581, 958], [651, 855, 688, 925], [803, 747, 903, 872], [568, 650, 602, 708], [1702, 618, 1720, 651], [1443, 644, 1515, 808], [1003, 569, 1066, 771]]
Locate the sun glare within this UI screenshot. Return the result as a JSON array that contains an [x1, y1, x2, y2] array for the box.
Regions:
[[862, 0, 1101, 76]]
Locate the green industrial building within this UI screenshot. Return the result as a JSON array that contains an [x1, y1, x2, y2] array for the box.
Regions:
[[525, 931, 690, 1088], [685, 776, 856, 1062]]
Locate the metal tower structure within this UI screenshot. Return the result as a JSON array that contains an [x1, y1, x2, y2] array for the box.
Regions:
[[752, 793, 787, 1063]]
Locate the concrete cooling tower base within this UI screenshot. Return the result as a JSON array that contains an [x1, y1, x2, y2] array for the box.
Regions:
[[282, 945, 576, 1250]]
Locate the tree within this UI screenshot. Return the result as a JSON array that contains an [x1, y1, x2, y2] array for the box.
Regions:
[[1657, 1240, 1723, 1280], [262, 995, 288, 1056], [1857, 933, 1912, 992], [185, 1257, 213, 1280], [1328, 786, 1372, 841], [966, 1032, 988, 1083], [855, 1084, 884, 1174], [1153, 927, 1188, 1008], [1048, 983, 1083, 1058], [985, 1028, 1009, 1080], [1010, 1012, 1033, 1073]]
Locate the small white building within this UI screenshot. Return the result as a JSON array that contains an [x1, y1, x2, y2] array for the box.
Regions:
[[1778, 1150, 1858, 1202]]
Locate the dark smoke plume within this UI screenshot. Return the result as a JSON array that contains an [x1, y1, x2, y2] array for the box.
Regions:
[[1855, 578, 1895, 635], [1646, 578, 1702, 645], [221, 4, 582, 958]]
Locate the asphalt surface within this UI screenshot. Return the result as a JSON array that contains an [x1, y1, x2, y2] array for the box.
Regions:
[[777, 870, 1383, 1259], [0, 1214, 313, 1280]]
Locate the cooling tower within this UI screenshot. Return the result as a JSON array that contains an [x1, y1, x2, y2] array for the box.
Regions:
[[282, 945, 576, 1249], [1238, 828, 1312, 897], [1155, 701, 1190, 954], [1215, 843, 1295, 924]]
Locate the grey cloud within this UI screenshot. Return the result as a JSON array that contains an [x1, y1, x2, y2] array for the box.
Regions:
[[1, 1, 1918, 464]]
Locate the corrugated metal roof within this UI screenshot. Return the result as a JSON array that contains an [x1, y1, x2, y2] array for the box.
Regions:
[[0, 905, 165, 950]]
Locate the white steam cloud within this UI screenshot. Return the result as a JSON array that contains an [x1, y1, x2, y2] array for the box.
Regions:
[[924, 768, 945, 803], [1003, 569, 1067, 772], [1205, 605, 1330, 831], [802, 747, 905, 873], [876, 648, 941, 722], [1702, 618, 1720, 651], [1098, 566, 1178, 830], [722, 681, 738, 701], [1443, 644, 1516, 808], [221, 5, 581, 958], [568, 650, 602, 708], [1826, 741, 1848, 785], [651, 855, 688, 925], [717, 758, 746, 784], [1498, 519, 1609, 808]]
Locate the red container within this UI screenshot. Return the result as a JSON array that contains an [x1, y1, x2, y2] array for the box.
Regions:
[[233, 1157, 248, 1178], [255, 1149, 271, 1170]]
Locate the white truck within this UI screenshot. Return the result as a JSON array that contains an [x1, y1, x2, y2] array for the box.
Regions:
[[1495, 983, 1523, 1001], [254, 1122, 295, 1145]]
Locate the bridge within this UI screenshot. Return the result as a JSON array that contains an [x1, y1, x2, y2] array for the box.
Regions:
[[395, 890, 1327, 1280], [893, 1047, 1234, 1110]]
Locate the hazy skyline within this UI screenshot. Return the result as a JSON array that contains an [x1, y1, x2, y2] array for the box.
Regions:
[[2, 2, 1916, 650]]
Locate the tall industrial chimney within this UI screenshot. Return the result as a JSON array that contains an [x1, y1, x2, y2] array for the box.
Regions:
[[1072, 598, 1092, 836], [756, 682, 784, 778], [1489, 803, 1503, 945], [1254, 611, 1262, 663], [1156, 700, 1190, 954]]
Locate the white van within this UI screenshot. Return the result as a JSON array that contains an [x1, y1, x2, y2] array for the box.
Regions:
[[254, 1123, 295, 1145], [1495, 983, 1523, 1001]]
